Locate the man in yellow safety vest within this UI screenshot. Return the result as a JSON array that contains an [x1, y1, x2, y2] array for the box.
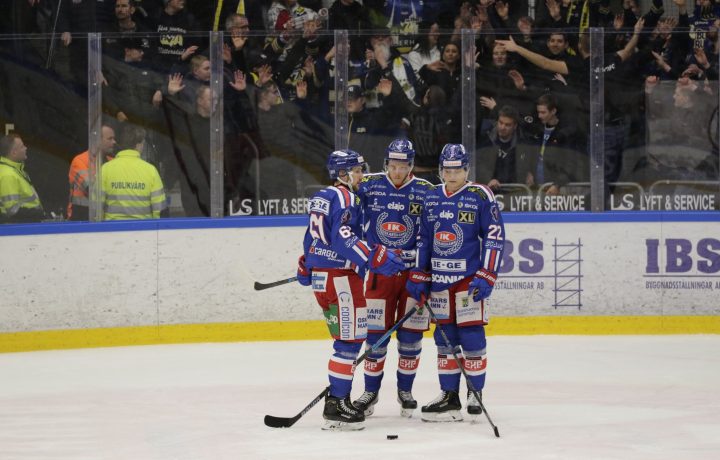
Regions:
[[101, 125, 166, 220], [0, 134, 45, 223]]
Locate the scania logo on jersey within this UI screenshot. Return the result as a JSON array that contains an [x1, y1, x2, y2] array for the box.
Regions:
[[458, 211, 475, 223], [432, 258, 467, 272], [382, 222, 407, 233], [387, 202, 405, 211], [439, 210, 454, 219], [435, 231, 457, 242], [432, 273, 465, 284], [409, 202, 422, 215]]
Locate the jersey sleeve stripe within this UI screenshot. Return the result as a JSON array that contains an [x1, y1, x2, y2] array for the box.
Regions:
[[484, 249, 500, 272], [353, 242, 370, 261]]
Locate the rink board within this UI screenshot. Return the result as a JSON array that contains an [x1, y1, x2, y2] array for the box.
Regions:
[[1, 213, 719, 352]]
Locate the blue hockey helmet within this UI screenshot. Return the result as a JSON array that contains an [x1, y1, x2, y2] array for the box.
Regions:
[[326, 149, 368, 180], [438, 143, 469, 170], [385, 139, 416, 163]]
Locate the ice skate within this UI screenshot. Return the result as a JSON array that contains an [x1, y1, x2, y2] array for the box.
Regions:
[[322, 395, 365, 431], [421, 390, 463, 422], [467, 390, 483, 422], [397, 390, 417, 418], [352, 391, 379, 417]]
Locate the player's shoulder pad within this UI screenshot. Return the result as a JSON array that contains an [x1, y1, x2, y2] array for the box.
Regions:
[[412, 177, 436, 190], [360, 173, 385, 184], [326, 185, 358, 210], [466, 183, 496, 202]]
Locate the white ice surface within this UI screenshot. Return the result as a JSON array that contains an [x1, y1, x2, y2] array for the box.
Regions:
[[1, 336, 719, 460]]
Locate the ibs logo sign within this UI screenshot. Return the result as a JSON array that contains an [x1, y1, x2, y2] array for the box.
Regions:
[[645, 238, 720, 274], [498, 238, 544, 274]]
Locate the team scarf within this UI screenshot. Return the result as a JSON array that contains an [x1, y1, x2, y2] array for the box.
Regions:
[[213, 0, 246, 32]]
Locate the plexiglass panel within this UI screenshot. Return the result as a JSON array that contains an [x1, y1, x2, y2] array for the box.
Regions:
[[2, 1, 719, 221]]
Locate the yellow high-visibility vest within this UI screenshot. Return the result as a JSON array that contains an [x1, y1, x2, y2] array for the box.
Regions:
[[101, 149, 166, 220], [0, 156, 43, 220]]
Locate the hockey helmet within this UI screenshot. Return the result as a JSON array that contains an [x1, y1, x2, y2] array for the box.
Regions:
[[385, 139, 416, 163], [326, 149, 368, 180], [438, 143, 469, 170]]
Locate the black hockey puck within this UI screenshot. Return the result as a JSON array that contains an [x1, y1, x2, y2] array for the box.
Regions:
[[387, 435, 398, 440]]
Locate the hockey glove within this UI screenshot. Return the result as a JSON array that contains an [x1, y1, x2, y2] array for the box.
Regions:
[[468, 269, 497, 301], [368, 244, 405, 277], [297, 255, 312, 287], [406, 270, 431, 303]]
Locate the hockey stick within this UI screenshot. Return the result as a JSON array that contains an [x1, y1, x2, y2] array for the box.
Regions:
[[264, 303, 421, 428], [425, 303, 501, 438], [254, 276, 297, 291]]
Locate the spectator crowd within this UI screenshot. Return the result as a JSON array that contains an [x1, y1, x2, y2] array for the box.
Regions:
[[1, 0, 719, 222]]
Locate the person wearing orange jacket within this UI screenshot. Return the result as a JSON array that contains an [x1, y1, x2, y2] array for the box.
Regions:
[[67, 125, 117, 220]]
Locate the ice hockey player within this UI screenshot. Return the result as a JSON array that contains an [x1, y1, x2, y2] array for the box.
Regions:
[[352, 139, 435, 418], [296, 149, 405, 431], [405, 143, 505, 422]]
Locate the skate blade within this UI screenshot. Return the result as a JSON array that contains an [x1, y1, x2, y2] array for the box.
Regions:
[[321, 420, 366, 431], [400, 407, 415, 418], [467, 412, 482, 424], [420, 410, 463, 422]]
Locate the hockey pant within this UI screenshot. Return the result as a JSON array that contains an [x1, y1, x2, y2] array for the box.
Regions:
[[363, 272, 426, 393], [313, 269, 368, 399]]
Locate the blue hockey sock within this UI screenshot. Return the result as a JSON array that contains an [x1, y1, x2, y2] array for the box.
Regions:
[[396, 329, 422, 392], [328, 340, 362, 398], [363, 332, 389, 393]]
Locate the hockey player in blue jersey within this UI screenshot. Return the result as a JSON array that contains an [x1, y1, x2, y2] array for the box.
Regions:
[[405, 143, 505, 422], [351, 139, 435, 418], [297, 149, 405, 431]]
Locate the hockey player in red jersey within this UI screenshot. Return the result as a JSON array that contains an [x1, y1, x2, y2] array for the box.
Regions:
[[352, 139, 435, 418], [297, 149, 405, 431], [405, 143, 505, 422]]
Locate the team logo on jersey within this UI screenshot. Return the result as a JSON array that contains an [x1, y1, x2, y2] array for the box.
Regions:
[[409, 202, 422, 215], [490, 204, 499, 222], [458, 211, 475, 224], [433, 222, 464, 256], [341, 209, 351, 223], [377, 212, 414, 247], [381, 222, 407, 233]]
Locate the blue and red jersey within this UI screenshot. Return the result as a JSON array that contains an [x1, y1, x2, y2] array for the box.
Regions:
[[416, 182, 505, 291], [303, 184, 373, 277], [356, 173, 434, 269]]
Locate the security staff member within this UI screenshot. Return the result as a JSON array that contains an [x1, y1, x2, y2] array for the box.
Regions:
[[101, 125, 166, 220], [0, 134, 44, 223]]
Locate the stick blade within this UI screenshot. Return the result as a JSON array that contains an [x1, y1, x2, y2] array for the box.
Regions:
[[493, 426, 500, 438], [253, 282, 264, 291], [264, 414, 297, 428]]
